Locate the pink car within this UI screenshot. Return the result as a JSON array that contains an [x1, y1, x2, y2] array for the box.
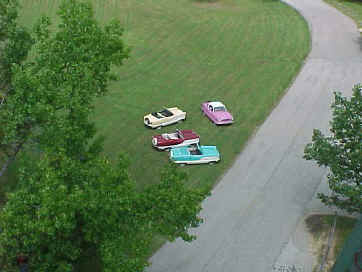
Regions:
[[201, 101, 234, 125]]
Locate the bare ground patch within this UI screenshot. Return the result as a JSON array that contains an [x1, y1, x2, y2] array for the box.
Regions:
[[305, 214, 357, 272]]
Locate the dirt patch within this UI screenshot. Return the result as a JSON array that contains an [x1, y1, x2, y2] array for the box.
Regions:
[[305, 214, 357, 272], [306, 214, 328, 239]]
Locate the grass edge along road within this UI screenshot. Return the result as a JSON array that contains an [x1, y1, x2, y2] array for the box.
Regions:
[[324, 0, 362, 28]]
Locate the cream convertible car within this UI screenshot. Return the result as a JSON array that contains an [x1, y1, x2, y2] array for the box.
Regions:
[[144, 107, 186, 129]]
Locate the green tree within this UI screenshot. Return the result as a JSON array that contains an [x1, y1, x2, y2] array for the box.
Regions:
[[304, 85, 362, 213], [0, 0, 33, 92], [0, 151, 208, 272], [0, 2, 209, 271], [0, 0, 33, 173], [0, 0, 129, 176]]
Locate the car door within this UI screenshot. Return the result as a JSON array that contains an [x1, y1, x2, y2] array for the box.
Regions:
[[189, 146, 203, 161], [161, 110, 175, 125], [168, 138, 182, 146]]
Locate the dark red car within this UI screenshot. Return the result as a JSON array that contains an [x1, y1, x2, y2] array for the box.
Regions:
[[152, 129, 200, 151]]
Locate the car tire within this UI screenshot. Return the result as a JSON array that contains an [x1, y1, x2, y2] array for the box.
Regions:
[[209, 161, 215, 165], [180, 163, 186, 167]]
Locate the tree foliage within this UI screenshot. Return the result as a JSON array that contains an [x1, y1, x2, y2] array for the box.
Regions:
[[0, 1, 209, 271], [0, 0, 129, 176], [304, 85, 362, 213], [0, 0, 33, 91], [0, 151, 208, 272], [0, 0, 33, 174]]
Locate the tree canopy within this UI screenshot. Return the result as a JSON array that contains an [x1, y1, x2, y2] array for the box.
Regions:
[[0, 0, 33, 174], [0, 1, 209, 271], [0, 0, 129, 176], [0, 151, 208, 272], [304, 85, 362, 213], [0, 0, 33, 92]]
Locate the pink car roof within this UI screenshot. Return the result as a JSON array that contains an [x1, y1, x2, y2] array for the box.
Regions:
[[208, 101, 225, 108]]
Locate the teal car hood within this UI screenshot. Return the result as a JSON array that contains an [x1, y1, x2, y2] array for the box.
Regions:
[[200, 146, 219, 156], [170, 145, 219, 160]]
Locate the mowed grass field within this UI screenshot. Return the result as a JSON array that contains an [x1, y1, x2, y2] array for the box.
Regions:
[[17, 0, 310, 190]]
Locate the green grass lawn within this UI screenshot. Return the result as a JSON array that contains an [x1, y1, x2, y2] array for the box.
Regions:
[[17, 0, 310, 191], [324, 0, 362, 28]]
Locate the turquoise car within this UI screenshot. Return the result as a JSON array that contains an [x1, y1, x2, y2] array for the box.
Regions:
[[170, 144, 220, 165]]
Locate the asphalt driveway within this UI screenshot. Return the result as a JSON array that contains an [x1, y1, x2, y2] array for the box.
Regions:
[[148, 0, 362, 271]]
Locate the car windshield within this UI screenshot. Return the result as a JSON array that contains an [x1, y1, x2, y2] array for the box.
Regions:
[[159, 109, 173, 117], [151, 112, 162, 119], [189, 144, 202, 155], [177, 130, 184, 139], [214, 106, 226, 112], [167, 133, 179, 140]]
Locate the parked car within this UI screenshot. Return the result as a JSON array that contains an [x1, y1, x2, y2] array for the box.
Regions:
[[144, 107, 186, 129], [170, 143, 220, 165], [201, 101, 233, 125], [152, 129, 200, 151]]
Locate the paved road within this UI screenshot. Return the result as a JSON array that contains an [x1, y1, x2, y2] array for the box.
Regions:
[[148, 0, 362, 271]]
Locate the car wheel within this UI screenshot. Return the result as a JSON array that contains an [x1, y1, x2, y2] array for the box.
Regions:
[[209, 161, 215, 165], [180, 163, 186, 167], [156, 126, 161, 130]]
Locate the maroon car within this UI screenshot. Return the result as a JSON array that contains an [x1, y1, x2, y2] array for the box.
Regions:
[[152, 129, 200, 150]]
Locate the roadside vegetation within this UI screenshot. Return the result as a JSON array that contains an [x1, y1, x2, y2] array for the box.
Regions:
[[304, 85, 361, 271], [304, 86, 362, 214], [324, 0, 362, 28], [305, 214, 357, 272]]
